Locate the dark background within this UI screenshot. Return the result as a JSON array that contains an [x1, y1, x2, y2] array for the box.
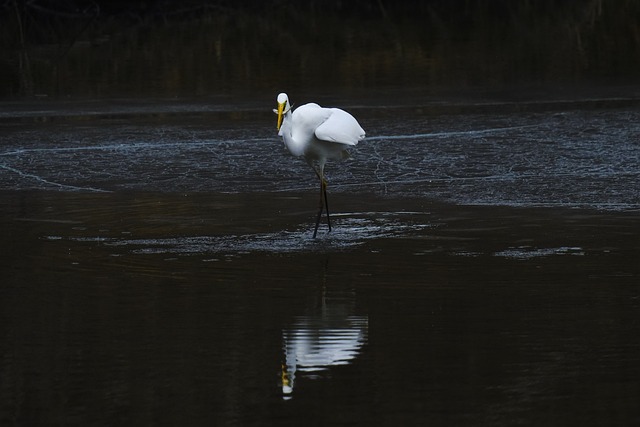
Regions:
[[2, 0, 639, 98]]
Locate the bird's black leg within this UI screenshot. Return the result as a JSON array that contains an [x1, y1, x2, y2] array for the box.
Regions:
[[313, 179, 324, 238], [311, 163, 332, 238], [322, 178, 331, 232]]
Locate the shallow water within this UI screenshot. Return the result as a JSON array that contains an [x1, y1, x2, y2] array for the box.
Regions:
[[1, 97, 639, 210], [1, 96, 640, 425]]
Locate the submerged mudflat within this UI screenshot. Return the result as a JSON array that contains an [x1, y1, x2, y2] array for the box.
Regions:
[[1, 95, 639, 210]]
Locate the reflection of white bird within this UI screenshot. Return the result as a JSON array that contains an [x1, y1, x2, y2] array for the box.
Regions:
[[281, 314, 368, 399], [274, 93, 365, 238]]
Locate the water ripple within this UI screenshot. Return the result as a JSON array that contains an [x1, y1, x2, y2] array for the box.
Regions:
[[45, 212, 434, 255], [2, 107, 639, 210]]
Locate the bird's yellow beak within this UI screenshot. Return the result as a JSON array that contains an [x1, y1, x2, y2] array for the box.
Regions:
[[276, 101, 286, 131]]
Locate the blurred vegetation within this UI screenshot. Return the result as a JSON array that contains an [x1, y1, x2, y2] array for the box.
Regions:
[[1, 0, 639, 98]]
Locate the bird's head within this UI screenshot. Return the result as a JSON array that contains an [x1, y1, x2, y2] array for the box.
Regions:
[[273, 92, 291, 131]]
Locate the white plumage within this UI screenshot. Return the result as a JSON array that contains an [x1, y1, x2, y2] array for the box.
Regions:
[[274, 92, 365, 238]]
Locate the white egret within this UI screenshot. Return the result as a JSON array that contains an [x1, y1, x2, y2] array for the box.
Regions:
[[274, 93, 365, 238]]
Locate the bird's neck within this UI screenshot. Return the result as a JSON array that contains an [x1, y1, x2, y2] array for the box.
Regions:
[[280, 113, 305, 157], [280, 111, 292, 136]]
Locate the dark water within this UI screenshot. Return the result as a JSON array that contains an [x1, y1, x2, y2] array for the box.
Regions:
[[1, 95, 640, 425]]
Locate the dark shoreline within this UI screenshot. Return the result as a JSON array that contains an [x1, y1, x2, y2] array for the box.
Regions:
[[3, 1, 640, 98]]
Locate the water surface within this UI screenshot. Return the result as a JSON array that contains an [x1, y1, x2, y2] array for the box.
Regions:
[[1, 96, 639, 425]]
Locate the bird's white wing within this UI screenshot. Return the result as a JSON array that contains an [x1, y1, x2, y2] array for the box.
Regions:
[[290, 103, 330, 141], [314, 108, 365, 146]]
